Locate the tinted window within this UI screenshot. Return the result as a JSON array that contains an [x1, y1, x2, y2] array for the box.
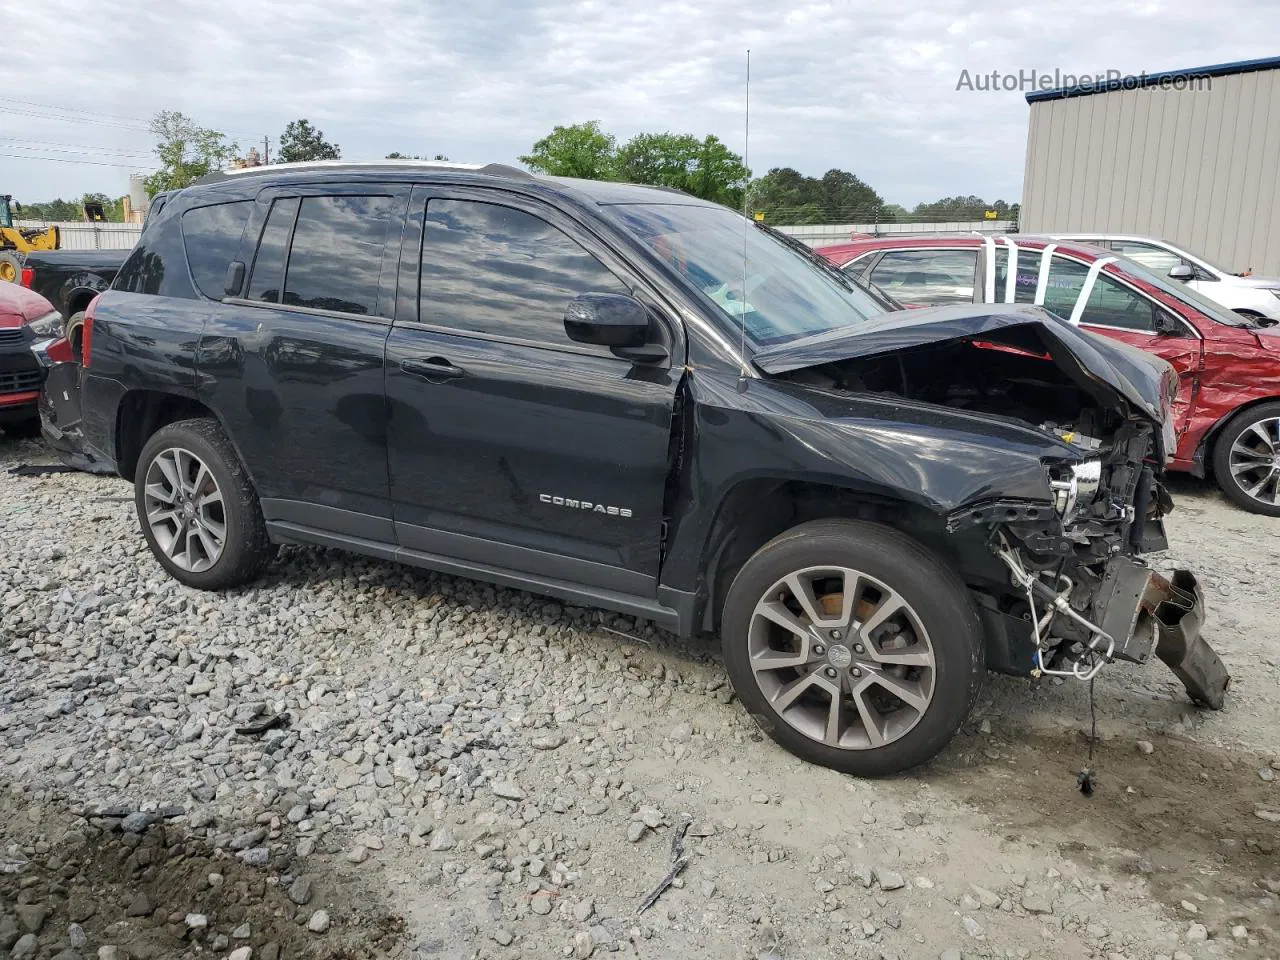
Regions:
[[1078, 273, 1160, 331], [1039, 255, 1091, 320], [992, 248, 1040, 304], [182, 201, 253, 298], [248, 197, 298, 304], [420, 199, 628, 344], [283, 195, 397, 315], [867, 249, 977, 306], [112, 209, 194, 299]]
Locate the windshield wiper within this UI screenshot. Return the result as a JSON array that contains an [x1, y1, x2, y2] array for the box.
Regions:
[[754, 220, 856, 292]]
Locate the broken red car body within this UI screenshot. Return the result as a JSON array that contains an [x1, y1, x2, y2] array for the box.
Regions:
[[0, 282, 57, 428], [818, 236, 1280, 479]]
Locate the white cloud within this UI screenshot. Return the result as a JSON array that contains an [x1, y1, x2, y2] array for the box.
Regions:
[[1, 0, 1276, 207]]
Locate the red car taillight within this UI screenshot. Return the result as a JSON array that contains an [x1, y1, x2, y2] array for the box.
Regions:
[[82, 295, 100, 368], [20, 267, 34, 288]]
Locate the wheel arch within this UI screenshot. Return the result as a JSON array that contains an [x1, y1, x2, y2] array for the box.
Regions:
[[115, 389, 228, 481], [1196, 394, 1280, 477], [695, 477, 958, 636]]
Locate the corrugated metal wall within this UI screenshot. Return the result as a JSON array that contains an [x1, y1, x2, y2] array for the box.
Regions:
[[1021, 68, 1280, 274], [15, 221, 142, 251]]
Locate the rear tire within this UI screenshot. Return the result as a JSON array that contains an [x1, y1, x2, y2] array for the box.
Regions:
[[721, 518, 985, 776], [134, 418, 275, 589], [1211, 401, 1280, 516]]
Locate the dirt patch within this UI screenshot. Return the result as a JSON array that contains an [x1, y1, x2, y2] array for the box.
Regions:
[[0, 785, 405, 960], [937, 723, 1280, 947]]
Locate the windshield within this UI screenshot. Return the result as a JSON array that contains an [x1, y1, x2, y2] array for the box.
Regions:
[[612, 202, 888, 347], [1112, 254, 1256, 327]]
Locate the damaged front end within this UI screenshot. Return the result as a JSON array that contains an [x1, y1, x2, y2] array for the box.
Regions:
[[756, 304, 1231, 709]]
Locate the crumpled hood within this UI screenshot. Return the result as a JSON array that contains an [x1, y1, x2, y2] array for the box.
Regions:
[[753, 303, 1177, 447]]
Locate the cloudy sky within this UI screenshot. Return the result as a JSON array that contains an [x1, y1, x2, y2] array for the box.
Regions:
[[3, 0, 1278, 208]]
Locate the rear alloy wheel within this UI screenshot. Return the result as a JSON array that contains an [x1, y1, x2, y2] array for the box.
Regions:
[[135, 418, 275, 588], [721, 519, 985, 776], [1213, 401, 1280, 515]]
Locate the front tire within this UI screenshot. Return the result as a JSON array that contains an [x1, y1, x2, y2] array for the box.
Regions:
[[0, 251, 22, 284], [134, 418, 275, 589], [721, 519, 985, 776], [1212, 402, 1280, 515]]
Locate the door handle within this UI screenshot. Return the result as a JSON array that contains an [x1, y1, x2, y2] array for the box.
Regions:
[[400, 356, 465, 382]]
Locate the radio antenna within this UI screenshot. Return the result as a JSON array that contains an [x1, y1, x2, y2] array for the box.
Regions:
[[738, 48, 751, 389]]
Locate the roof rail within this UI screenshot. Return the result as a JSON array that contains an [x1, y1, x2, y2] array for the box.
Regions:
[[194, 159, 540, 186]]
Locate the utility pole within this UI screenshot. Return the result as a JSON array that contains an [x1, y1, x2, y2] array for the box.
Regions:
[[262, 136, 270, 165]]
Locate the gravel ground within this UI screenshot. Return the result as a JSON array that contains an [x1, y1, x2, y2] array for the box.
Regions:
[[2, 430, 1278, 960]]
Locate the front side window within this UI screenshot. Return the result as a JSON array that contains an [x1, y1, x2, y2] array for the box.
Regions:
[[182, 201, 253, 298], [614, 203, 887, 347], [1107, 240, 1183, 277], [1078, 273, 1160, 331], [867, 249, 977, 306], [284, 195, 397, 315], [419, 199, 629, 345]]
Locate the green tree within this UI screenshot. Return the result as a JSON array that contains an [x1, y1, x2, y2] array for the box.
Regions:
[[144, 110, 238, 196], [19, 195, 128, 223], [278, 119, 341, 163], [746, 167, 886, 224], [615, 132, 750, 206], [911, 195, 1019, 222], [519, 121, 616, 179]]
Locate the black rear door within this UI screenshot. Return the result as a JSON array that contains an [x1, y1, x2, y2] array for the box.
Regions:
[[197, 184, 408, 539], [384, 185, 682, 594]]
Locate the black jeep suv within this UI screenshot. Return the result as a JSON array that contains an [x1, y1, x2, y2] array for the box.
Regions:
[[39, 161, 1229, 775]]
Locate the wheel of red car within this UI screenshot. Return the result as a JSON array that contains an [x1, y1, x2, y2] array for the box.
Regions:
[[1212, 401, 1280, 516], [65, 311, 86, 361], [720, 518, 985, 777]]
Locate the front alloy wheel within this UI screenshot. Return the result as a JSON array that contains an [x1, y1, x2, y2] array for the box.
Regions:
[[1213, 402, 1280, 516], [143, 447, 227, 572], [721, 518, 985, 776], [748, 566, 936, 750]]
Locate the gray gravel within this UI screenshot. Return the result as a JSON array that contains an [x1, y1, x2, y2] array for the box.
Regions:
[[3, 436, 1279, 959]]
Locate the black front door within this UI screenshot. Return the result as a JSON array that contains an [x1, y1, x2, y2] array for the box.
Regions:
[[384, 186, 681, 595]]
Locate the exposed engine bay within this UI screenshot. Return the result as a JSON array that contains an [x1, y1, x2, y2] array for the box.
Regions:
[[778, 331, 1231, 709]]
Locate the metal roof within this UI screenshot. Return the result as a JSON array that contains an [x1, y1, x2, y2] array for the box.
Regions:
[[1025, 54, 1280, 104]]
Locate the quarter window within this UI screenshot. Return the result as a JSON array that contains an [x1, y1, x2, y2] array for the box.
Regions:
[[866, 249, 977, 306], [182, 201, 253, 298], [419, 199, 629, 345]]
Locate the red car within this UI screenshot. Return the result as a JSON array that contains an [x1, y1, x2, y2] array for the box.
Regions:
[[818, 236, 1280, 515], [0, 281, 61, 436]]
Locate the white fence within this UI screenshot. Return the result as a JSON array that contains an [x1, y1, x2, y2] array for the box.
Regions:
[[16, 221, 142, 251], [777, 220, 1016, 247]]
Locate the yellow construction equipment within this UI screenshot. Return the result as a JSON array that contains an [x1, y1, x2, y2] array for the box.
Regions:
[[0, 195, 60, 283]]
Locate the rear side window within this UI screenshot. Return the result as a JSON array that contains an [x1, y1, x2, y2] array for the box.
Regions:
[[282, 196, 397, 315], [992, 248, 1039, 304], [1039, 255, 1091, 320], [248, 198, 299, 304], [182, 201, 253, 298], [867, 249, 977, 306], [113, 207, 195, 300], [419, 198, 628, 344]]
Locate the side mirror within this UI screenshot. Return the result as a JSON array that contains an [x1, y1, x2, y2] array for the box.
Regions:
[[564, 293, 649, 348], [1168, 264, 1194, 282], [224, 260, 246, 298]]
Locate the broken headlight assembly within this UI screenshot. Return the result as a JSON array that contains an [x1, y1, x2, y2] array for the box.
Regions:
[[23, 309, 65, 339], [1048, 459, 1102, 520]]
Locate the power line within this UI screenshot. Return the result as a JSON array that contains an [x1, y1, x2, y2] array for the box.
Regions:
[[0, 136, 153, 158], [0, 96, 154, 125], [0, 151, 157, 169]]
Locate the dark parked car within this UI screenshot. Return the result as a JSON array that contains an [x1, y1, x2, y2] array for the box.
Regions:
[[19, 247, 129, 358], [0, 281, 61, 435], [819, 236, 1280, 515], [37, 161, 1229, 775]]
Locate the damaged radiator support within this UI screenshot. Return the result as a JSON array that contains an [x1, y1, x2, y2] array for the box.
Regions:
[[994, 534, 1231, 709]]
